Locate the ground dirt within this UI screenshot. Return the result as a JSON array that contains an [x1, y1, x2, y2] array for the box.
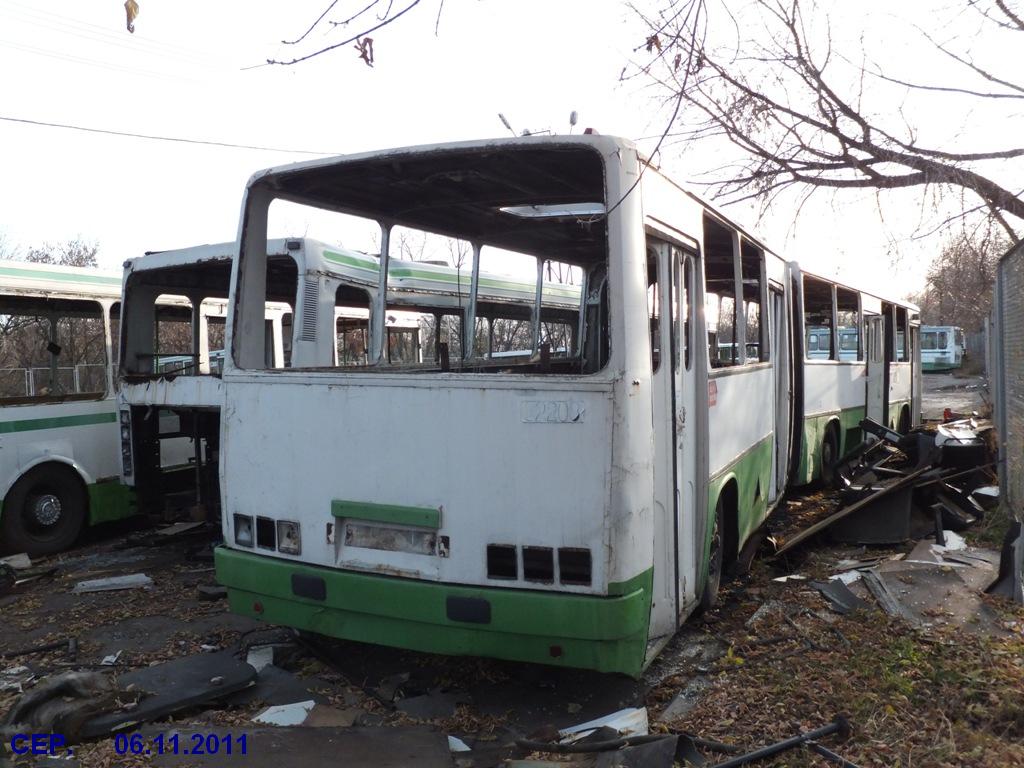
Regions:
[[2, 484, 1023, 766]]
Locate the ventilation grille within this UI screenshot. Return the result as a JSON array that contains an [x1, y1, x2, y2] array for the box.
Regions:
[[485, 545, 593, 586], [299, 277, 319, 342]]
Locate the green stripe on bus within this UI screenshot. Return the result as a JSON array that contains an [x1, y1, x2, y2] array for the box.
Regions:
[[322, 250, 379, 274], [322, 249, 579, 300], [331, 499, 441, 529], [0, 265, 121, 287], [388, 266, 580, 299], [215, 546, 652, 677], [0, 410, 117, 434]]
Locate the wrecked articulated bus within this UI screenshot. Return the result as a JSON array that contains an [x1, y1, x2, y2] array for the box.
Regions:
[[207, 136, 919, 676]]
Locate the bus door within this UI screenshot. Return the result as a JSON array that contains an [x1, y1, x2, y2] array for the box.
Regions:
[[674, 248, 700, 622], [865, 313, 885, 425], [648, 241, 700, 634], [648, 241, 678, 638], [769, 285, 790, 501]]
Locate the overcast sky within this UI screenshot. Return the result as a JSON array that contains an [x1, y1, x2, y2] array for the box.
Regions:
[[0, 0, 1014, 295]]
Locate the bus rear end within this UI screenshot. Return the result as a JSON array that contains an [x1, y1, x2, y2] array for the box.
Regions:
[[215, 137, 657, 676]]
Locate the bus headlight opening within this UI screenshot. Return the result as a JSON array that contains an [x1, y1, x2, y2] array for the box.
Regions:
[[233, 514, 254, 547], [277, 520, 301, 555]]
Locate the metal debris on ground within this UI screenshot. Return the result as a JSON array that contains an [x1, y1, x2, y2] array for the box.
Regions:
[[1, 637, 78, 661], [558, 707, 649, 743], [0, 553, 31, 570], [252, 698, 365, 728], [775, 415, 996, 555], [447, 735, 471, 752], [197, 584, 228, 600], [253, 699, 316, 726], [155, 521, 206, 536], [72, 573, 154, 593], [708, 715, 856, 768], [0, 665, 34, 694], [78, 650, 257, 739], [246, 645, 275, 672], [396, 687, 471, 719], [810, 580, 870, 615]]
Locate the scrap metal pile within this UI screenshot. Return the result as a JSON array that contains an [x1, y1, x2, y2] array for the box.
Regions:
[[770, 415, 1022, 630]]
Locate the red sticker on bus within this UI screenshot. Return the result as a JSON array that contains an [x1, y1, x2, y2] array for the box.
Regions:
[[708, 380, 717, 406]]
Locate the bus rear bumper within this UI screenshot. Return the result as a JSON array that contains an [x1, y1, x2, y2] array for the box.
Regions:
[[215, 547, 652, 677]]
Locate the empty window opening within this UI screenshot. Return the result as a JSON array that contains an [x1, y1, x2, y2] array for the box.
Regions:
[[0, 296, 107, 401], [235, 144, 607, 375], [683, 255, 693, 370], [836, 286, 861, 361], [803, 276, 835, 360], [558, 548, 592, 585], [647, 250, 661, 372], [703, 216, 739, 368], [895, 306, 910, 362], [486, 544, 517, 579], [523, 546, 555, 583], [740, 240, 766, 363]]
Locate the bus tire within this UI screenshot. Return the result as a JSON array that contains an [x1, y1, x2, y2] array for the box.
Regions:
[[0, 465, 87, 556], [696, 495, 725, 615], [898, 406, 911, 434], [820, 423, 840, 487]]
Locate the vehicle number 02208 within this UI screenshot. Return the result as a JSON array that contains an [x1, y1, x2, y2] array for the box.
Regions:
[[520, 400, 585, 423]]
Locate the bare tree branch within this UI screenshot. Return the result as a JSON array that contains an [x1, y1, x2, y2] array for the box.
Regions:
[[268, 0, 424, 66], [282, 0, 340, 45], [632, 0, 1024, 242]]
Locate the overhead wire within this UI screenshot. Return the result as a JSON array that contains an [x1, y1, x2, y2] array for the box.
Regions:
[[0, 0, 225, 65], [0, 38, 200, 83], [0, 114, 339, 156]]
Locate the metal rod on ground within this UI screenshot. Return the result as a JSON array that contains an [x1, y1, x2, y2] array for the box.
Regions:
[[709, 716, 852, 767], [1, 637, 77, 659], [808, 741, 863, 767]]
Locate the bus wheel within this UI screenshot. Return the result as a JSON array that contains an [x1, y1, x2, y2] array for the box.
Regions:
[[0, 465, 87, 556], [898, 406, 911, 434], [696, 496, 725, 614], [820, 424, 840, 487]]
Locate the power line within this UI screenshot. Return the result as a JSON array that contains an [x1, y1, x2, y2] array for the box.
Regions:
[[0, 38, 199, 83], [0, 0, 224, 63], [0, 115, 338, 156]]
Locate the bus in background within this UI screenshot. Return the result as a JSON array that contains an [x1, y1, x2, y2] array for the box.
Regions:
[[793, 270, 920, 486], [117, 238, 442, 519], [806, 326, 859, 361], [118, 242, 294, 519], [0, 260, 133, 556], [921, 325, 964, 371]]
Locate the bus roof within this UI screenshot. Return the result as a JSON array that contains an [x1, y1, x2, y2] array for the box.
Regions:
[[0, 258, 122, 299]]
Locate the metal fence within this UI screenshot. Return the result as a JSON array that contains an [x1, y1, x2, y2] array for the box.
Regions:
[[0, 364, 107, 398], [993, 241, 1024, 603]]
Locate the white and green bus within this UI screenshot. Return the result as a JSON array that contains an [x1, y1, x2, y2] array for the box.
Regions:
[[117, 239, 422, 517], [793, 270, 921, 485], [210, 136, 918, 676], [0, 259, 134, 555], [921, 324, 964, 371]]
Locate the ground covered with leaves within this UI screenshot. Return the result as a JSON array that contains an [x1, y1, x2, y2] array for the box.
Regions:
[[644, 505, 1024, 767]]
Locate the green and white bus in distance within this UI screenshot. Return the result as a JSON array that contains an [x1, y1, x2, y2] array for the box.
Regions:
[[212, 136, 918, 677], [0, 259, 134, 555], [793, 271, 920, 485], [921, 325, 964, 371]]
